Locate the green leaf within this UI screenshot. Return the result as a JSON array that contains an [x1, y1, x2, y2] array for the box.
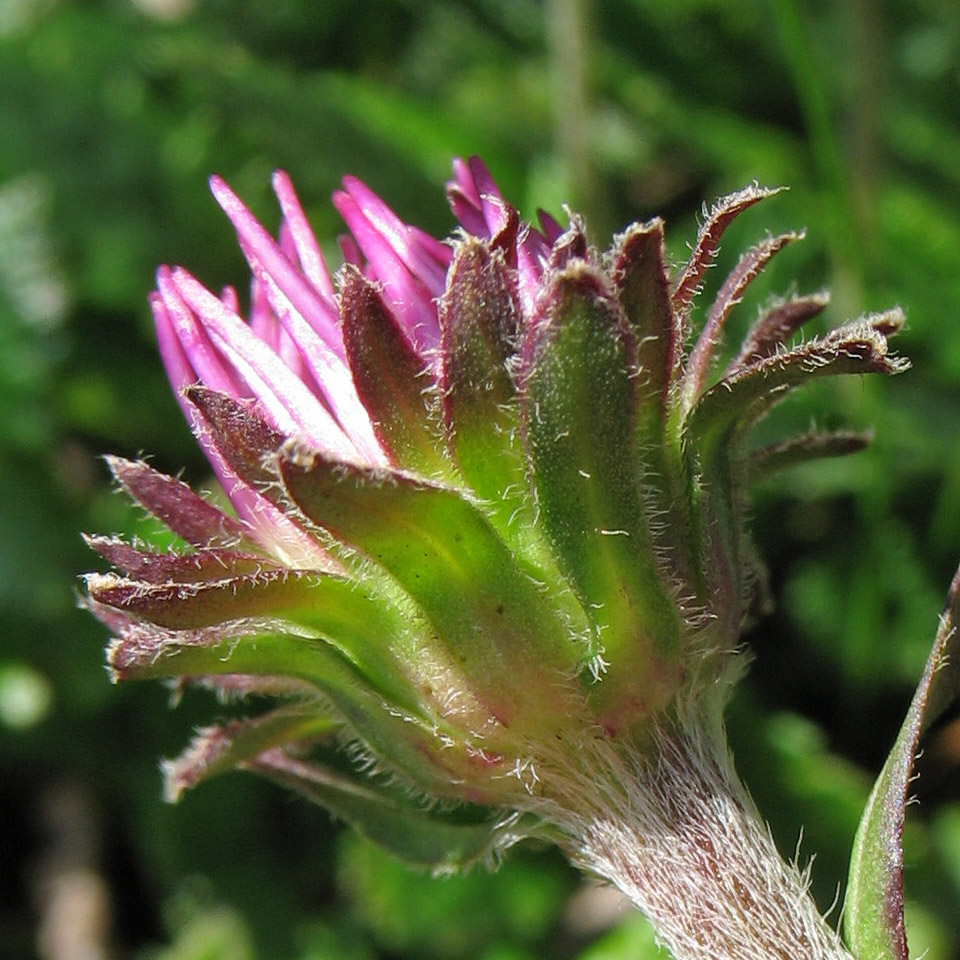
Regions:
[[107, 456, 255, 550], [728, 291, 829, 373], [679, 230, 802, 416], [107, 623, 468, 796], [248, 749, 527, 872], [163, 705, 339, 802], [671, 183, 782, 313], [439, 239, 561, 571], [611, 222, 701, 597], [88, 570, 325, 630], [84, 535, 275, 584], [747, 430, 872, 482], [688, 321, 908, 445], [844, 567, 960, 960], [185, 386, 285, 486], [440, 239, 523, 505], [611, 218, 678, 414]]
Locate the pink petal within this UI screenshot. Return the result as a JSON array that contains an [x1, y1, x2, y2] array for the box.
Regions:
[[516, 239, 547, 317], [537, 209, 564, 245], [465, 156, 512, 236], [339, 176, 448, 296], [220, 285, 241, 313], [451, 156, 483, 208], [152, 290, 199, 395], [338, 233, 364, 268], [278, 218, 297, 263], [276, 321, 308, 382], [239, 242, 388, 465], [408, 226, 453, 270], [475, 191, 510, 238], [272, 169, 337, 301], [249, 277, 280, 351], [447, 185, 489, 238], [209, 175, 344, 358], [151, 292, 252, 504], [466, 155, 501, 200], [155, 267, 245, 398], [151, 292, 325, 557], [171, 267, 360, 461], [333, 190, 440, 353], [189, 411, 337, 570]]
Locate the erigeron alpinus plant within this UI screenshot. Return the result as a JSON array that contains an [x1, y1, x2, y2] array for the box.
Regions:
[[84, 156, 960, 960]]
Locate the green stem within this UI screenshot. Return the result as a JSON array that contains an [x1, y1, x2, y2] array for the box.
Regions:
[[546, 0, 610, 235], [769, 0, 863, 315]]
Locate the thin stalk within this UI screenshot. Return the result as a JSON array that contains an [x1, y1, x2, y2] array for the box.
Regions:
[[546, 0, 611, 236], [769, 0, 862, 317]]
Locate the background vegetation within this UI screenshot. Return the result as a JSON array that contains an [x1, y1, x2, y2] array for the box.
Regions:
[[2, 0, 959, 957]]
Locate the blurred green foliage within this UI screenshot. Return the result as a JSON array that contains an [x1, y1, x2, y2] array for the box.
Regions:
[[1, 0, 959, 957]]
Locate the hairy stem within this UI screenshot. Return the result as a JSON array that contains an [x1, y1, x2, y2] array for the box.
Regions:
[[535, 702, 851, 960]]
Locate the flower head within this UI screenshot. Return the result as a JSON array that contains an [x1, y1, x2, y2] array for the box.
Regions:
[[85, 157, 905, 872]]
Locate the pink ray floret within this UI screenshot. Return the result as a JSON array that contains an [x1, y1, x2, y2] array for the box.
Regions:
[[338, 175, 450, 297], [271, 169, 336, 301], [149, 288, 330, 567], [445, 155, 556, 315], [151, 156, 573, 560], [331, 188, 440, 353], [209, 175, 344, 357]]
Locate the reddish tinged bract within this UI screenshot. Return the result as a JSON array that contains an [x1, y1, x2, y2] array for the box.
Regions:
[[86, 157, 906, 881]]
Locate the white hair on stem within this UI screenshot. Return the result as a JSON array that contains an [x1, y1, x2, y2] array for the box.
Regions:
[[519, 689, 852, 960]]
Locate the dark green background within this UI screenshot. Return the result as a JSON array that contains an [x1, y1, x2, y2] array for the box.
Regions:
[[2, 1, 959, 957]]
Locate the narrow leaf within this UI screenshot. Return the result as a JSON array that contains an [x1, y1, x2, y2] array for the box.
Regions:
[[164, 706, 338, 802], [93, 568, 470, 725], [729, 291, 830, 372], [612, 222, 700, 595], [108, 623, 470, 796], [671, 184, 783, 311], [688, 325, 909, 442], [680, 231, 802, 415], [612, 219, 679, 413], [689, 325, 907, 621], [186, 385, 285, 487], [84, 535, 274, 584], [845, 567, 960, 960], [87, 569, 326, 630], [748, 430, 871, 482], [440, 239, 529, 518], [248, 749, 524, 871], [437, 239, 567, 584]]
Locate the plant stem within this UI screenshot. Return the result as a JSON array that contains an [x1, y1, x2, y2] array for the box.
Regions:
[[536, 702, 852, 960], [546, 0, 611, 236]]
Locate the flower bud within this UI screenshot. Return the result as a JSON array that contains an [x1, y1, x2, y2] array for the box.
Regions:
[[86, 159, 905, 875]]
